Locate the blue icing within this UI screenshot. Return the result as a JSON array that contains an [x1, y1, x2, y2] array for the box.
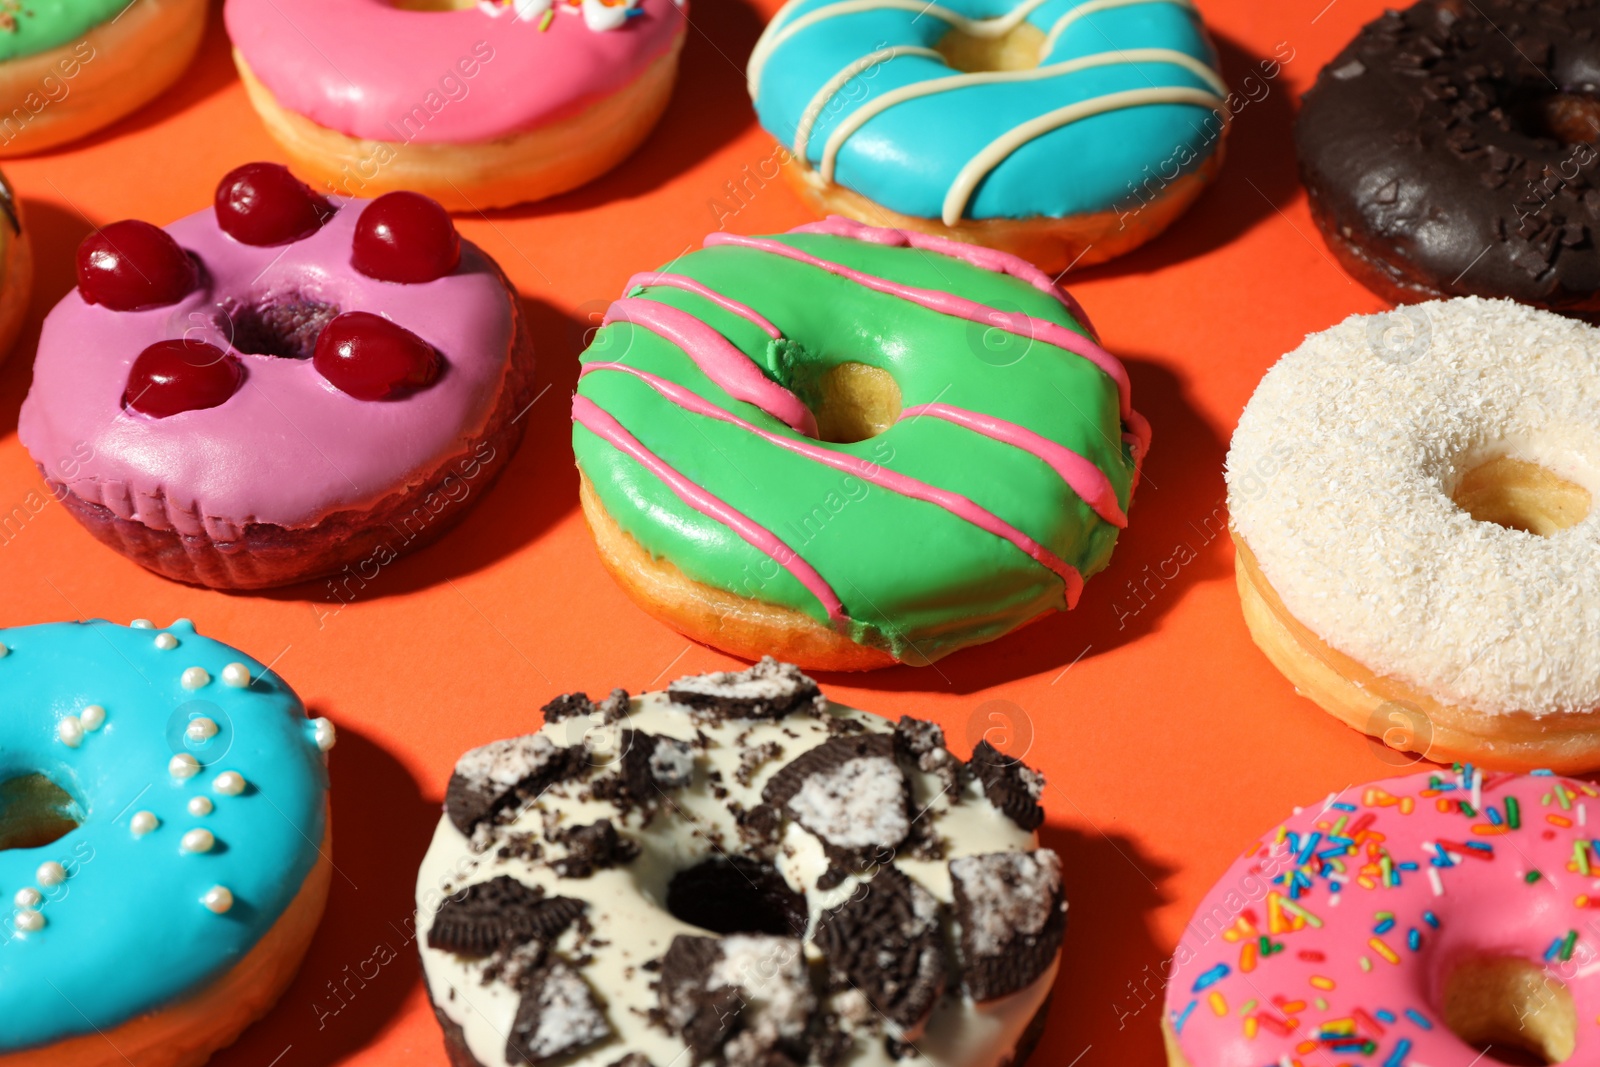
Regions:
[[0, 620, 329, 1051], [753, 0, 1224, 220]]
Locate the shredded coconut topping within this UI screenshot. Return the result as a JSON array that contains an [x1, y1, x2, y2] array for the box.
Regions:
[[1227, 297, 1600, 715]]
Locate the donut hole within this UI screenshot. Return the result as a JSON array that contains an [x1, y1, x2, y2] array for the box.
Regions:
[[0, 772, 83, 852], [227, 296, 342, 361], [1441, 956, 1576, 1064], [1451, 456, 1591, 536], [936, 21, 1047, 73], [810, 362, 902, 443], [666, 857, 809, 938]]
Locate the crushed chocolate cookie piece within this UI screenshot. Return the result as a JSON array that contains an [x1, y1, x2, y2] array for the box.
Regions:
[[968, 741, 1044, 832], [814, 866, 946, 1033], [592, 730, 697, 814], [668, 658, 824, 721], [446, 733, 588, 836], [507, 956, 611, 1064], [895, 716, 963, 799], [950, 850, 1067, 1001], [541, 692, 595, 724], [553, 819, 641, 878], [824, 714, 865, 736], [660, 934, 815, 1063], [496, 832, 545, 863], [483, 939, 547, 990], [427, 876, 586, 958], [648, 735, 696, 789], [736, 802, 784, 857], [810, 1015, 855, 1067], [885, 1036, 920, 1060], [736, 741, 785, 787], [595, 687, 632, 723], [763, 735, 910, 852]]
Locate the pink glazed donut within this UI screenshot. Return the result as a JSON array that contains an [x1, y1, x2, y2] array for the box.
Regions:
[[1164, 768, 1600, 1066], [17, 163, 534, 591], [223, 0, 688, 210]]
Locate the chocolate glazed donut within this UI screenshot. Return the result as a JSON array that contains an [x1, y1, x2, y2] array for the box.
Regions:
[[1296, 0, 1600, 312]]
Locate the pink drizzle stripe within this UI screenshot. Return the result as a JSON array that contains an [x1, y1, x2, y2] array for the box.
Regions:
[[583, 363, 1086, 607], [571, 395, 847, 625], [702, 232, 1131, 419], [900, 402, 1127, 528], [789, 215, 1099, 336], [626, 272, 784, 340], [603, 297, 818, 436]]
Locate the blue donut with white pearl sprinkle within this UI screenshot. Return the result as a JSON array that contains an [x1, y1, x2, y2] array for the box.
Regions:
[[0, 619, 333, 1053]]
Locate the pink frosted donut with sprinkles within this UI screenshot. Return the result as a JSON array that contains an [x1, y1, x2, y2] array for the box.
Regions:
[[1164, 767, 1600, 1067]]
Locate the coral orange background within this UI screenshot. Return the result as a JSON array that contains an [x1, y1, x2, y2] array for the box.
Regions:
[[0, 1, 1411, 1064]]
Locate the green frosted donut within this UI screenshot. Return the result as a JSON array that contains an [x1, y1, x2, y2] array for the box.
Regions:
[[572, 217, 1146, 666], [0, 1, 129, 61]]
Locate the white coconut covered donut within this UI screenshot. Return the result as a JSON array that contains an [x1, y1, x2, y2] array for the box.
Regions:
[[1226, 297, 1600, 771], [415, 659, 1066, 1067]]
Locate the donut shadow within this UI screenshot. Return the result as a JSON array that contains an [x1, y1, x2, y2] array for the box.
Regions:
[[836, 355, 1229, 694], [248, 296, 585, 607], [1037, 823, 1175, 1066], [1065, 32, 1303, 282], [206, 722, 439, 1067], [0, 199, 96, 443], [476, 0, 765, 221]]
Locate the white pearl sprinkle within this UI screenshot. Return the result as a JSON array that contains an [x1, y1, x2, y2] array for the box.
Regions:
[[56, 716, 84, 748], [130, 811, 159, 837], [180, 667, 209, 689], [130, 618, 153, 629], [212, 771, 246, 796], [35, 862, 65, 888], [14, 908, 43, 932], [169, 753, 200, 779], [311, 717, 337, 752], [200, 886, 233, 914], [180, 829, 215, 854], [188, 796, 213, 817], [13, 888, 40, 908], [79, 705, 105, 732], [0, 642, 9, 658], [220, 663, 251, 688], [186, 717, 218, 743], [154, 633, 178, 651]]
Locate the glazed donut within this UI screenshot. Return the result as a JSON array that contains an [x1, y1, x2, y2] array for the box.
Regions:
[[573, 217, 1146, 670], [1164, 767, 1600, 1067], [18, 163, 534, 590], [0, 0, 206, 156], [747, 0, 1228, 271], [1226, 298, 1600, 771], [224, 0, 687, 211], [0, 619, 334, 1067], [1297, 0, 1600, 313], [0, 168, 32, 363], [417, 658, 1066, 1067]]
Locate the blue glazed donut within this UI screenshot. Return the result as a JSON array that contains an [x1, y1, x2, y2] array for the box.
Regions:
[[0, 619, 334, 1061], [747, 0, 1229, 269]]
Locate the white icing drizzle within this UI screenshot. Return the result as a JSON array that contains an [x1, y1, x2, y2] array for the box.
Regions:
[[792, 45, 944, 163], [180, 666, 210, 690], [130, 811, 160, 837], [79, 704, 105, 731], [220, 663, 251, 688], [200, 886, 234, 914]]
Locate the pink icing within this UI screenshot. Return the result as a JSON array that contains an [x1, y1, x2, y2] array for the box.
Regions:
[[222, 0, 687, 143], [1167, 769, 1600, 1066], [17, 199, 516, 536], [702, 232, 1133, 419], [625, 272, 783, 340], [571, 394, 847, 623], [899, 402, 1126, 527], [602, 297, 817, 435], [582, 362, 1086, 604]]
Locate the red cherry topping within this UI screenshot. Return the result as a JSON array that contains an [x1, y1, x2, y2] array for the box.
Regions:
[[77, 221, 198, 311], [124, 340, 243, 418], [351, 192, 460, 284], [313, 312, 440, 400], [214, 162, 332, 247]]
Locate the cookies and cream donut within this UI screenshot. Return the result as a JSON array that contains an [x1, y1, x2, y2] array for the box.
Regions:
[[747, 0, 1228, 270], [18, 163, 534, 590], [1226, 297, 1600, 771], [0, 619, 334, 1066], [1297, 0, 1600, 312], [574, 217, 1146, 670], [0, 0, 206, 156], [416, 658, 1066, 1067], [1165, 767, 1600, 1067], [224, 0, 687, 210]]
